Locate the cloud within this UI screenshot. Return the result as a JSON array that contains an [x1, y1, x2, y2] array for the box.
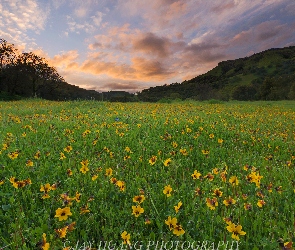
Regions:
[[132, 32, 170, 58], [285, 2, 295, 15], [32, 48, 50, 59], [59, 69, 147, 93], [69, 0, 100, 18], [230, 20, 293, 52], [101, 82, 141, 91], [1, 0, 49, 31], [74, 7, 89, 18], [131, 31, 185, 59], [66, 10, 104, 34], [254, 21, 288, 42], [48, 50, 80, 70], [80, 60, 134, 79], [131, 57, 172, 80], [55, 1, 295, 90], [89, 26, 185, 61], [0, 0, 49, 48], [184, 43, 226, 63], [211, 1, 237, 13], [180, 30, 228, 71], [66, 16, 97, 34], [77, 54, 173, 82], [59, 70, 102, 90], [88, 24, 136, 52], [51, 0, 66, 9], [145, 0, 189, 30], [258, 30, 280, 41], [91, 11, 104, 26], [117, 0, 189, 28]]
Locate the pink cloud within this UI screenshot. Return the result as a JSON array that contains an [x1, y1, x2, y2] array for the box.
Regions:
[[78, 56, 174, 82], [100, 82, 141, 91], [50, 50, 79, 68], [182, 42, 226, 68], [131, 57, 173, 80], [211, 1, 237, 13], [132, 32, 171, 58], [80, 60, 134, 79], [231, 20, 293, 51]]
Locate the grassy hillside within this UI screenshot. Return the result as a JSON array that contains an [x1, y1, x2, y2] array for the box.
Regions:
[[138, 46, 295, 102]]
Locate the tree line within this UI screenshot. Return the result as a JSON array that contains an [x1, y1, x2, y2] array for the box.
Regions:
[[0, 38, 101, 100]]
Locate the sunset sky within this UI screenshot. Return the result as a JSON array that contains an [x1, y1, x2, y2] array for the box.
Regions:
[[1, 0, 295, 93]]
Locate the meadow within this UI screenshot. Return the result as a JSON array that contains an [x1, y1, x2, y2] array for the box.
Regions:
[[0, 99, 294, 250]]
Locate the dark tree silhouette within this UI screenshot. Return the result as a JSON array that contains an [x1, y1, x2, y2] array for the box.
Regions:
[[14, 52, 64, 97], [0, 39, 17, 70], [0, 38, 102, 100]]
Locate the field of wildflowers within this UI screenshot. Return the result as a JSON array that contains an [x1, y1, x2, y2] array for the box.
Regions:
[[0, 100, 294, 249]]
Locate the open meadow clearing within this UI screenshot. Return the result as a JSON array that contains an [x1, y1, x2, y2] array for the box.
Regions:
[[0, 100, 294, 249]]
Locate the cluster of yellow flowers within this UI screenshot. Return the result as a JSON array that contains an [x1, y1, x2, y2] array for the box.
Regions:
[[40, 183, 57, 199], [165, 216, 185, 236], [132, 194, 145, 218], [225, 219, 246, 241], [9, 177, 31, 189]]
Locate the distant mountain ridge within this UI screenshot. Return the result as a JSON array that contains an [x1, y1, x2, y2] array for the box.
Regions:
[[137, 46, 295, 101]]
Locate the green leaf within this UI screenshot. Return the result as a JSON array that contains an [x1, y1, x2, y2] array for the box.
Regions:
[[2, 204, 11, 211], [156, 220, 162, 230], [149, 231, 155, 240], [9, 197, 15, 204]]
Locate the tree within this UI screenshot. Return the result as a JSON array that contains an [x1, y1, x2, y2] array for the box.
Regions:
[[1, 39, 64, 97], [0, 39, 18, 93], [288, 82, 295, 100], [0, 39, 17, 70], [232, 85, 257, 101], [14, 52, 64, 97], [0, 38, 104, 101]]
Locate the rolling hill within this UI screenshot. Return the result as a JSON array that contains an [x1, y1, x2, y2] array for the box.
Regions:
[[137, 46, 295, 101]]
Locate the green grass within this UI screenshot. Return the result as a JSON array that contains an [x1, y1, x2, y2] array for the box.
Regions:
[[0, 92, 23, 101], [235, 74, 257, 85], [0, 100, 294, 249], [257, 53, 283, 68]]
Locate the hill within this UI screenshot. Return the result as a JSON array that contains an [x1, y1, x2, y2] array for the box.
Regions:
[[138, 46, 295, 101]]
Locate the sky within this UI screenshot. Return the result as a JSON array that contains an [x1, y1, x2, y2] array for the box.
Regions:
[[1, 0, 295, 93]]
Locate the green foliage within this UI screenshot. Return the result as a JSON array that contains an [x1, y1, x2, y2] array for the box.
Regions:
[[206, 99, 225, 104], [138, 46, 295, 102], [0, 100, 294, 249], [0, 91, 23, 101], [157, 98, 173, 103], [232, 85, 257, 101], [258, 75, 295, 100], [288, 82, 295, 100]]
